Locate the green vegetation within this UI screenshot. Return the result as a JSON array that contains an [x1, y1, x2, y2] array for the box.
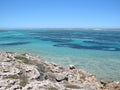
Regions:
[[65, 84, 81, 89], [14, 56, 28, 61], [19, 80, 28, 87], [6, 52, 15, 54], [48, 87, 58, 90], [14, 56, 33, 65], [44, 72, 56, 82], [7, 75, 19, 79], [35, 63, 45, 72], [6, 73, 28, 87], [19, 73, 28, 87], [14, 55, 46, 72], [63, 80, 69, 84]]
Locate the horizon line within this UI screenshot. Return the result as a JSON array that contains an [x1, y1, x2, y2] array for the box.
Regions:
[[0, 27, 120, 30]]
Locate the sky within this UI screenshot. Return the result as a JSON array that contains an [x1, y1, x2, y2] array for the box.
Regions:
[[0, 0, 120, 28]]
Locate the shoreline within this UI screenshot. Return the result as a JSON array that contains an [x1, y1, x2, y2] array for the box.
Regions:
[[0, 50, 120, 90], [3, 49, 119, 82]]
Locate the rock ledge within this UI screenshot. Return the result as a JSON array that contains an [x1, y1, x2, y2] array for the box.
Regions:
[[0, 50, 119, 90]]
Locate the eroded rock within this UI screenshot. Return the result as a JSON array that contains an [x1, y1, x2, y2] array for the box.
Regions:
[[0, 50, 119, 90]]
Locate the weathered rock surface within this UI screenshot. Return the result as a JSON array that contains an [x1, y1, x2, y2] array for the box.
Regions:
[[0, 50, 119, 90]]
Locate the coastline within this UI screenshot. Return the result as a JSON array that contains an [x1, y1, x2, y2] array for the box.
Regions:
[[1, 30, 120, 82], [0, 50, 120, 90]]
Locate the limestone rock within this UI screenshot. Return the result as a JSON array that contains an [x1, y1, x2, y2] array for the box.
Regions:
[[0, 50, 119, 90], [69, 64, 76, 70], [55, 73, 68, 82]]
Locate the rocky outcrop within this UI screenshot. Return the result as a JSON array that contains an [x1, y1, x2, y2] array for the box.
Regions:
[[0, 50, 119, 90]]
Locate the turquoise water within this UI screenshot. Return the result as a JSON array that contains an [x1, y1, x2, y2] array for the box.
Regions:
[[0, 30, 120, 81]]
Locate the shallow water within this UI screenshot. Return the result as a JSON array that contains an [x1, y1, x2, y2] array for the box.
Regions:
[[0, 30, 120, 81]]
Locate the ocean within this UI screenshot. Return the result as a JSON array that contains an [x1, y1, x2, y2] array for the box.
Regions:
[[0, 29, 120, 81]]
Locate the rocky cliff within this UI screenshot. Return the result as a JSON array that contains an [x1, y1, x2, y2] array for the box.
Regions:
[[0, 50, 119, 90]]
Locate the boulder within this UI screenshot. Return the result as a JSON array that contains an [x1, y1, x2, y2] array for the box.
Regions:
[[69, 65, 75, 70], [55, 73, 68, 82]]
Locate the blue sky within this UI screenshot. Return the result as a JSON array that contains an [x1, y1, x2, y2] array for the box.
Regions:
[[0, 0, 120, 28]]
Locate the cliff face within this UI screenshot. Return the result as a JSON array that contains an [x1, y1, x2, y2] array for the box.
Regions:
[[0, 51, 119, 90]]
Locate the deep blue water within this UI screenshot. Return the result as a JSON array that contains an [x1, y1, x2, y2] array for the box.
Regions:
[[0, 30, 120, 81]]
